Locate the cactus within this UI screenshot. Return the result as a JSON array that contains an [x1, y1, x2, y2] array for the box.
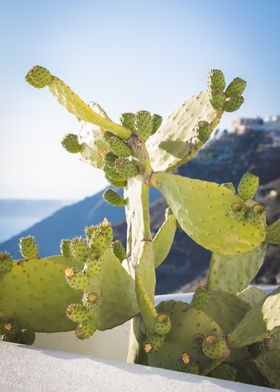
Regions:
[[16, 65, 280, 388]]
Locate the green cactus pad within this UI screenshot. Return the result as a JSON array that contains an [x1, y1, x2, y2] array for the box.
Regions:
[[65, 270, 91, 291], [83, 255, 102, 278], [207, 244, 267, 294], [153, 314, 171, 336], [60, 240, 73, 259], [112, 241, 126, 261], [20, 329, 36, 345], [19, 236, 39, 259], [120, 112, 136, 132], [265, 219, 280, 245], [247, 204, 266, 228], [144, 333, 166, 353], [208, 70, 226, 91], [238, 287, 267, 307], [151, 173, 266, 255], [255, 349, 280, 389], [25, 65, 52, 88], [209, 363, 237, 381], [225, 77, 247, 97], [61, 133, 81, 153], [86, 248, 139, 330], [66, 304, 92, 322], [237, 172, 259, 200], [153, 215, 177, 268], [82, 292, 100, 311], [146, 91, 219, 172], [224, 94, 244, 112], [152, 114, 162, 134], [0, 256, 80, 332], [192, 287, 250, 333], [115, 157, 139, 178], [228, 287, 280, 348], [196, 121, 211, 143], [103, 189, 126, 206], [141, 300, 224, 374], [0, 252, 13, 275]]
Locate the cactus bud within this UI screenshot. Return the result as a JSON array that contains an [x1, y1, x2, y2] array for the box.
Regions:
[[209, 364, 237, 381], [25, 65, 52, 88], [208, 70, 226, 91], [120, 112, 136, 132], [60, 239, 73, 259], [224, 94, 244, 112], [237, 171, 259, 200], [66, 303, 92, 322], [115, 157, 139, 178], [247, 204, 266, 227], [225, 77, 247, 97], [19, 236, 39, 259], [70, 237, 89, 264], [82, 292, 100, 311], [19, 329, 36, 345], [0, 252, 13, 275], [61, 133, 81, 153], [135, 111, 153, 141], [196, 121, 211, 143], [104, 152, 119, 168], [210, 91, 226, 111], [112, 240, 126, 261], [65, 270, 90, 291], [152, 114, 163, 134], [104, 132, 132, 157], [103, 189, 126, 207], [176, 353, 200, 374], [153, 314, 171, 335], [228, 202, 247, 221], [75, 318, 97, 340], [202, 335, 229, 360]]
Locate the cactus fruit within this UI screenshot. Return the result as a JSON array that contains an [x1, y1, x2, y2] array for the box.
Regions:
[[120, 112, 136, 132], [135, 111, 153, 141], [210, 91, 226, 111], [24, 66, 280, 388], [66, 304, 92, 322], [19, 236, 39, 259], [202, 335, 229, 360], [225, 77, 247, 97], [237, 172, 259, 200], [25, 65, 52, 88], [103, 189, 126, 206], [224, 94, 244, 112], [70, 237, 89, 264], [152, 114, 162, 134], [196, 121, 211, 143], [104, 131, 132, 157], [61, 133, 81, 153], [112, 241, 126, 261], [75, 318, 97, 340], [0, 252, 12, 275], [209, 363, 237, 381], [208, 70, 226, 91]]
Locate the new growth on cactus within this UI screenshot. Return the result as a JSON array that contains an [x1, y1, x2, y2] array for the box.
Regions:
[[1, 66, 279, 388]]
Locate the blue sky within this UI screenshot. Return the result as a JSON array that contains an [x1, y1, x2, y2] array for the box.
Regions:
[[0, 0, 280, 200]]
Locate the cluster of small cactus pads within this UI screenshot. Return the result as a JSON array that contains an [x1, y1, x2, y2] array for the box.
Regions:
[[1, 66, 280, 388]]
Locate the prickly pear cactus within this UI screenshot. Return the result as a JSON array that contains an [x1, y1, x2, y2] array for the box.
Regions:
[[20, 66, 280, 388]]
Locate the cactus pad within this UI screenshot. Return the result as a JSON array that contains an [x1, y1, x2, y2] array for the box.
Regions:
[[153, 215, 177, 268], [265, 219, 280, 245], [237, 172, 259, 201], [151, 173, 266, 255]]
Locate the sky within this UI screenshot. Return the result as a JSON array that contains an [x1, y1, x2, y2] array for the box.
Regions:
[[0, 0, 280, 200]]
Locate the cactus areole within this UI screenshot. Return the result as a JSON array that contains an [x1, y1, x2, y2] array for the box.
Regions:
[[1, 66, 279, 388]]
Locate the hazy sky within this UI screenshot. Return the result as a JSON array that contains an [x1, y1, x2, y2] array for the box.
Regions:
[[1, 0, 280, 200]]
